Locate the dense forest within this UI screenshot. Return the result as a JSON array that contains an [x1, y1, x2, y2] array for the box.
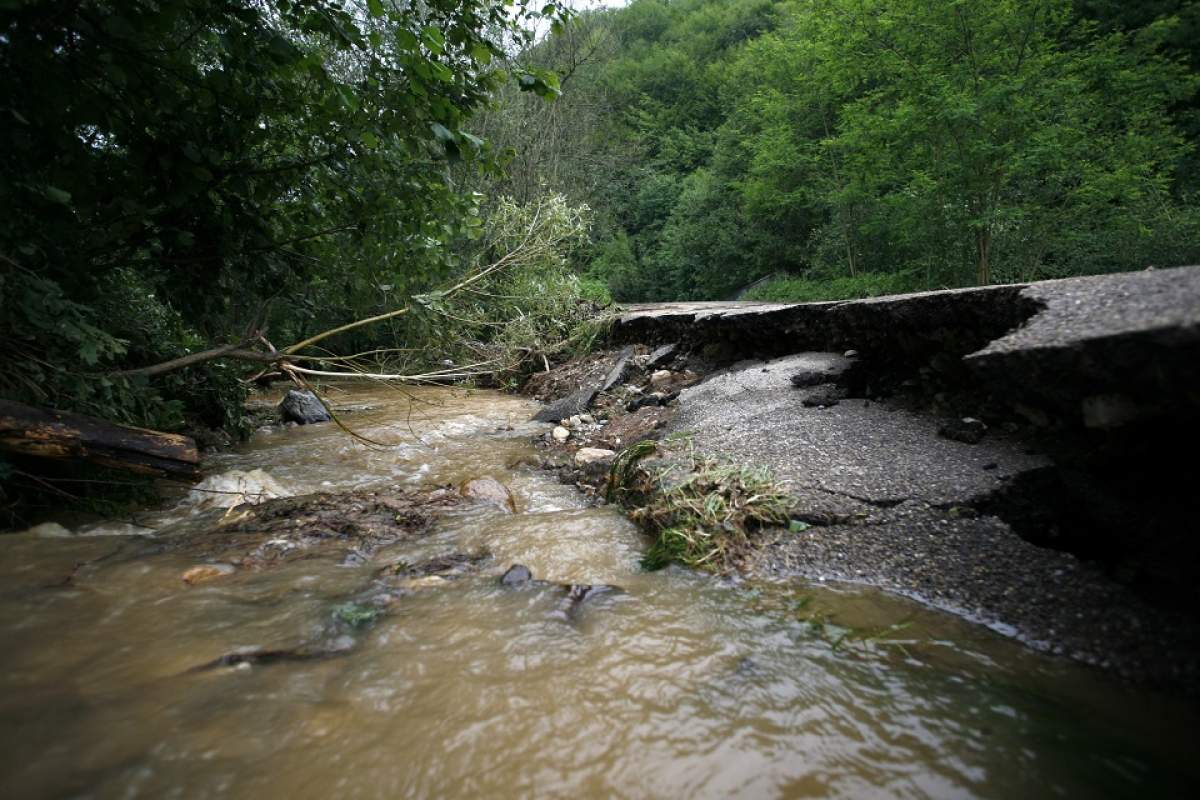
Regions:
[[503, 0, 1200, 302], [2, 0, 1199, 519]]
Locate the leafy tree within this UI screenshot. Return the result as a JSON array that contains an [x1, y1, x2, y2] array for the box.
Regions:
[[0, 0, 567, 427]]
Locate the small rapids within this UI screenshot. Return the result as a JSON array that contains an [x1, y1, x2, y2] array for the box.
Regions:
[[0, 385, 1195, 798]]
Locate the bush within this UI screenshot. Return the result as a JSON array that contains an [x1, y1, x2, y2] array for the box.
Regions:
[[742, 271, 925, 302]]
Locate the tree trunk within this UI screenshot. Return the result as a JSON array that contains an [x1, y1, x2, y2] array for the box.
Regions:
[[0, 400, 199, 478], [977, 227, 992, 286]]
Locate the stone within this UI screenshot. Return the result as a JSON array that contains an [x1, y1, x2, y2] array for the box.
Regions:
[[782, 352, 856, 388], [559, 583, 623, 620], [574, 447, 617, 468], [802, 385, 845, 408], [844, 349, 859, 358], [645, 343, 678, 369], [460, 477, 517, 513], [649, 369, 673, 388], [182, 563, 236, 585], [188, 468, 291, 509], [501, 564, 533, 586], [552, 426, 570, 442], [532, 386, 597, 423], [569, 414, 583, 428], [938, 417, 988, 444], [278, 389, 332, 425], [579, 413, 596, 425], [599, 346, 636, 393], [25, 522, 72, 538]]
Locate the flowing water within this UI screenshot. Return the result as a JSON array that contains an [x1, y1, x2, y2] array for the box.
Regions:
[[0, 385, 1196, 798]]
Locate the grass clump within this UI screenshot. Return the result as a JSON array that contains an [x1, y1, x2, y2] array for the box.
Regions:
[[741, 271, 924, 303], [613, 440, 793, 572]]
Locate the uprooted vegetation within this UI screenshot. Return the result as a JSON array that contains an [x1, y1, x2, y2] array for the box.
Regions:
[[607, 438, 794, 573]]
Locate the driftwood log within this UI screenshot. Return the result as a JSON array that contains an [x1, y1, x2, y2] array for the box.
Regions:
[[0, 400, 199, 478]]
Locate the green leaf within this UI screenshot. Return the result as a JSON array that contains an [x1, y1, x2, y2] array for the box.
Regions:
[[366, 0, 384, 17], [470, 43, 493, 65], [421, 26, 445, 54], [788, 520, 811, 533], [430, 122, 455, 143], [41, 185, 72, 205]]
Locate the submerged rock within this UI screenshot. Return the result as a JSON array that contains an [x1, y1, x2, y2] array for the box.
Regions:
[[278, 389, 332, 425], [188, 637, 356, 673], [460, 477, 517, 513], [187, 468, 291, 509], [181, 563, 236, 585], [500, 564, 533, 586], [24, 522, 73, 538], [164, 489, 462, 567], [378, 551, 491, 581], [559, 583, 624, 620]]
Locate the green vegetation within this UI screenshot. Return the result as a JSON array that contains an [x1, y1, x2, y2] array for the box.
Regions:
[[609, 439, 794, 572], [498, 0, 1200, 301], [5, 0, 1200, 522], [0, 0, 571, 427]]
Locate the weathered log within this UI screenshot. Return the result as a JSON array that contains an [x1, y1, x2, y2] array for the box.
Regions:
[[0, 400, 199, 478]]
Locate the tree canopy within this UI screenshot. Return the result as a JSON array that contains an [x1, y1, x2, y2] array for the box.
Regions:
[[1, 0, 566, 430], [497, 0, 1200, 301]]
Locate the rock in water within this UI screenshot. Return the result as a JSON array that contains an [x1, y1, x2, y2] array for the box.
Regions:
[[560, 583, 623, 620], [501, 564, 533, 586], [278, 389, 331, 425], [187, 468, 291, 509], [460, 477, 517, 513], [182, 563, 236, 585]]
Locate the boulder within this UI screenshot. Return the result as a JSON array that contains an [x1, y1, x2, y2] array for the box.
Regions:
[[501, 564, 533, 586], [574, 447, 617, 468], [278, 389, 331, 425], [182, 563, 236, 585], [649, 369, 673, 389], [532, 386, 597, 423], [802, 385, 845, 408], [645, 343, 678, 370], [599, 346, 636, 393], [460, 477, 517, 513]]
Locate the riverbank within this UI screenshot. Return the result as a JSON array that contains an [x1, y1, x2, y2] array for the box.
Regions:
[[524, 266, 1200, 691]]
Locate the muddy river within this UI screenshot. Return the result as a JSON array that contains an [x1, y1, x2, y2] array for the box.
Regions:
[[0, 386, 1195, 798]]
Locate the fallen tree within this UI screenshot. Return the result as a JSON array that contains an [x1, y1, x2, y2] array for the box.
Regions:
[[0, 399, 199, 478], [110, 195, 594, 387]]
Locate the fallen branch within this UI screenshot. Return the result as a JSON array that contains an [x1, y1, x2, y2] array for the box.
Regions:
[[0, 399, 199, 478]]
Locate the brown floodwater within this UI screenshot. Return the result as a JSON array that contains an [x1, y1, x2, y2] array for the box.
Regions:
[[1, 385, 1196, 798]]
